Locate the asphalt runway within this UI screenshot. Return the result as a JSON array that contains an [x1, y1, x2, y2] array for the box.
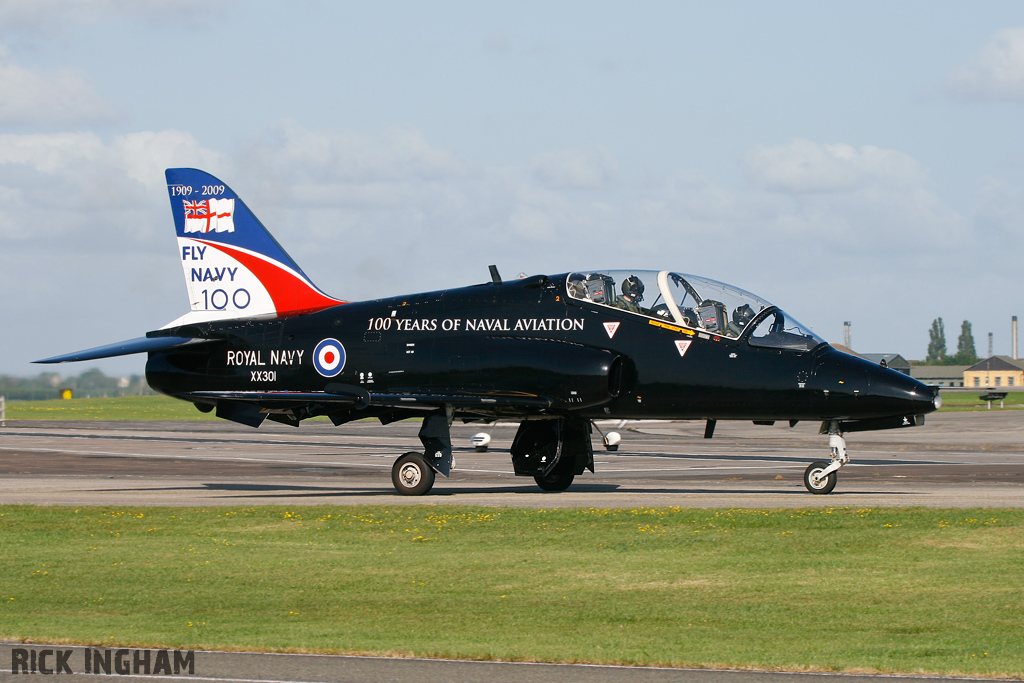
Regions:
[[0, 643, 1009, 683], [2, 412, 1022, 682], [0, 411, 1022, 507]]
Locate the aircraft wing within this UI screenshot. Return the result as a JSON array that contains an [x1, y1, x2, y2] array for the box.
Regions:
[[178, 387, 556, 428], [181, 389, 553, 410]]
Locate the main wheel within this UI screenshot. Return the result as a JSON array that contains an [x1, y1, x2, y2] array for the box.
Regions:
[[803, 461, 837, 494], [392, 452, 435, 496], [534, 461, 575, 492], [534, 471, 574, 492]]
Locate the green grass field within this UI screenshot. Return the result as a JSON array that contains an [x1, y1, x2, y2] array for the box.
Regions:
[[0, 505, 1021, 677], [937, 391, 1024, 411], [4, 395, 219, 421]]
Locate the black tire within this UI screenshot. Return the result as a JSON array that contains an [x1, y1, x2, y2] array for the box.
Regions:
[[392, 452, 435, 496], [534, 468, 575, 492], [803, 460, 837, 494]]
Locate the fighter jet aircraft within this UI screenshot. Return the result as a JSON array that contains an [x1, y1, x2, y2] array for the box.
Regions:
[[37, 169, 942, 496]]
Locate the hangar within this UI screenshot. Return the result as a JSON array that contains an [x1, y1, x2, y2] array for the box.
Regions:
[[910, 365, 968, 388]]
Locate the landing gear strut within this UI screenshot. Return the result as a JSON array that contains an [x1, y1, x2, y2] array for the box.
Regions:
[[803, 420, 848, 494]]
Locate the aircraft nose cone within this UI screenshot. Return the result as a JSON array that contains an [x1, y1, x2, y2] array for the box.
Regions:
[[870, 367, 940, 415], [813, 348, 940, 418]]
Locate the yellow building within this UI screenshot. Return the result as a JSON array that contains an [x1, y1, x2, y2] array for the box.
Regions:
[[963, 356, 1024, 389]]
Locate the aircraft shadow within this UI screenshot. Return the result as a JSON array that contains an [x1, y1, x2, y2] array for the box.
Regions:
[[621, 452, 944, 466]]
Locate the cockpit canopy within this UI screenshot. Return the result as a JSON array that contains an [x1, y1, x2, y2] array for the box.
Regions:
[[565, 270, 824, 352]]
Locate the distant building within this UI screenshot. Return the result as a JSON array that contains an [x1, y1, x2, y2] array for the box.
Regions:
[[910, 365, 968, 387], [963, 356, 1024, 389], [858, 353, 911, 375]]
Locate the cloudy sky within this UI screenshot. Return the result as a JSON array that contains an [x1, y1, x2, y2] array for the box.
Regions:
[[2, 0, 1023, 376]]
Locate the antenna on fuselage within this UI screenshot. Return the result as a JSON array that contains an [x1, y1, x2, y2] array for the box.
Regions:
[[488, 265, 502, 285]]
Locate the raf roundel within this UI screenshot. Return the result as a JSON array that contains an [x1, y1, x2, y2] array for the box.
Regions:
[[313, 338, 346, 377]]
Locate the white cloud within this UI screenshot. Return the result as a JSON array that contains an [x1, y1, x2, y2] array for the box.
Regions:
[[0, 131, 105, 171], [0, 129, 218, 245], [236, 121, 472, 202], [114, 130, 221, 190], [530, 146, 616, 190], [947, 27, 1024, 101], [738, 139, 969, 251], [744, 139, 926, 194], [0, 45, 113, 125]]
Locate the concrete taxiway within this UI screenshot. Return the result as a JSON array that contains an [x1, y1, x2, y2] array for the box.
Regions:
[[0, 411, 1021, 507]]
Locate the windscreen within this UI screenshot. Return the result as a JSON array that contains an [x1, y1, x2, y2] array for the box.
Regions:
[[745, 309, 824, 351]]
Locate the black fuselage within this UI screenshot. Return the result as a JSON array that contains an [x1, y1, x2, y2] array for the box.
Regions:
[[146, 274, 937, 427]]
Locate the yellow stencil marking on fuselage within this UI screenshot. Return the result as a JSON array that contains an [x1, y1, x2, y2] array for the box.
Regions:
[[648, 319, 696, 335]]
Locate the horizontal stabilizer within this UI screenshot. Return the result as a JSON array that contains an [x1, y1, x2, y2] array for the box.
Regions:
[[34, 336, 212, 364]]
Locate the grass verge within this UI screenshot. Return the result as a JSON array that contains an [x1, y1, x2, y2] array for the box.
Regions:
[[0, 505, 1020, 677], [4, 395, 218, 421], [937, 391, 1024, 411]]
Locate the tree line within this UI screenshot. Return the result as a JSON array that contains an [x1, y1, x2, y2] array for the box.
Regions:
[[924, 318, 978, 366]]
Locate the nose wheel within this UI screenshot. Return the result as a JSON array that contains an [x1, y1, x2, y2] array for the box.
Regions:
[[804, 461, 838, 494], [803, 422, 848, 494]]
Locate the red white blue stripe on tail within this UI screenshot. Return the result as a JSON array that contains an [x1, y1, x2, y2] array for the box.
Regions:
[[165, 168, 343, 325]]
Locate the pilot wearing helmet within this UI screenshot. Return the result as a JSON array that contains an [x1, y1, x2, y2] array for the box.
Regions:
[[615, 275, 644, 313], [733, 305, 757, 331]]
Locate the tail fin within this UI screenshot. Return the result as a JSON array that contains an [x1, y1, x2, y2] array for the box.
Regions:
[[164, 168, 342, 326]]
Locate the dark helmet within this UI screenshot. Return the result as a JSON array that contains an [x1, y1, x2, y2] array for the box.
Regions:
[[621, 275, 644, 302], [733, 304, 755, 328]]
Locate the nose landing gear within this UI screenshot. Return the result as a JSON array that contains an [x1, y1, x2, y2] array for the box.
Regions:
[[804, 421, 848, 494]]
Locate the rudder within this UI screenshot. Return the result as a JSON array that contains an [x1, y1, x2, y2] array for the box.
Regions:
[[165, 168, 342, 324]]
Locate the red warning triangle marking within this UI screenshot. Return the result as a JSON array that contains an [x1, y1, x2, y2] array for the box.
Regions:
[[674, 340, 692, 357], [603, 322, 620, 339]]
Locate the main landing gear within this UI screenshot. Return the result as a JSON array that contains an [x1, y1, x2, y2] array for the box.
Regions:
[[803, 420, 849, 494], [391, 409, 453, 496], [389, 413, 596, 496], [511, 417, 594, 493]]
